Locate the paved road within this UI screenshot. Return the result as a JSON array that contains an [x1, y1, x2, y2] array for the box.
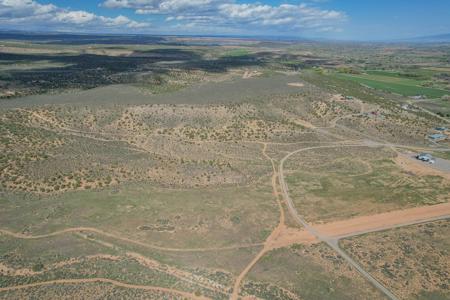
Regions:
[[273, 99, 450, 300], [434, 157, 450, 172], [402, 153, 450, 173], [278, 143, 400, 300]]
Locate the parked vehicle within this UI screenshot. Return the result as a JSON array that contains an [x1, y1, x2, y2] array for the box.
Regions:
[[416, 153, 436, 164]]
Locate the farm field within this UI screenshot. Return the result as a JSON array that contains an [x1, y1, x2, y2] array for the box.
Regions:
[[414, 98, 450, 117], [1, 33, 450, 300], [334, 72, 448, 98]]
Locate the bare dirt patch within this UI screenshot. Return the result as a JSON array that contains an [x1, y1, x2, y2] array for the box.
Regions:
[[287, 82, 304, 88], [229, 202, 450, 252], [290, 117, 316, 129], [243, 70, 262, 79], [316, 202, 450, 238], [266, 225, 315, 250], [259, 202, 450, 249]]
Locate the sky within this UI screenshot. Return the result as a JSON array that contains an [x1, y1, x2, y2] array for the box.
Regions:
[[1, 0, 450, 40]]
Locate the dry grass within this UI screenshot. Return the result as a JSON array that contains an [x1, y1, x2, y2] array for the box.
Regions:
[[340, 220, 450, 300]]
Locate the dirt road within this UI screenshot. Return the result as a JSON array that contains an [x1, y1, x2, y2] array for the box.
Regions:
[[0, 278, 209, 300], [318, 202, 450, 239], [278, 143, 401, 300], [230, 143, 286, 300], [0, 227, 262, 253], [277, 138, 450, 300], [7, 105, 450, 300], [277, 203, 450, 245]]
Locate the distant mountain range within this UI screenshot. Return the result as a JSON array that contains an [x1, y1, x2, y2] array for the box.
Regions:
[[399, 33, 450, 43], [1, 29, 449, 44]]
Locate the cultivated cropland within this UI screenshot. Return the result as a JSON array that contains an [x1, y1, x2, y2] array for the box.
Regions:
[[1, 33, 450, 300]]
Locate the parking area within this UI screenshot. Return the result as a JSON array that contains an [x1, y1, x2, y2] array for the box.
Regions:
[[409, 153, 450, 173]]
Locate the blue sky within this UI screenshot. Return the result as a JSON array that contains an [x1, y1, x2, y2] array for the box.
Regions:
[[1, 0, 450, 40]]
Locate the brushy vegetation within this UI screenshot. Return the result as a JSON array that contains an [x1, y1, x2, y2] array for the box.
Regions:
[[244, 243, 384, 300], [1, 34, 449, 299], [340, 220, 450, 300], [286, 147, 450, 222]]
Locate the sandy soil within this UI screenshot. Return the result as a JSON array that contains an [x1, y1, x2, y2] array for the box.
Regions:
[[0, 255, 121, 277], [291, 117, 316, 129], [3, 199, 446, 284], [287, 83, 304, 87], [242, 70, 262, 79], [0, 249, 227, 296], [230, 143, 286, 300], [316, 202, 450, 238], [266, 225, 316, 249], [0, 263, 37, 276], [125, 252, 228, 294], [250, 202, 450, 250]]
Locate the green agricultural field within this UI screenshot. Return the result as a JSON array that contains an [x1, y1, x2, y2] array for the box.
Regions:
[[365, 69, 436, 80], [335, 72, 449, 98], [415, 98, 450, 116]]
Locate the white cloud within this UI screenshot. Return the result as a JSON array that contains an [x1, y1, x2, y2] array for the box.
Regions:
[[0, 0, 56, 18], [53, 11, 97, 25], [100, 0, 346, 34], [102, 0, 227, 14], [218, 3, 346, 30], [0, 0, 150, 31], [0, 0, 347, 35]]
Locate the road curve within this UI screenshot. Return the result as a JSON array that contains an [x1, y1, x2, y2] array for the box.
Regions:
[[278, 143, 400, 300]]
